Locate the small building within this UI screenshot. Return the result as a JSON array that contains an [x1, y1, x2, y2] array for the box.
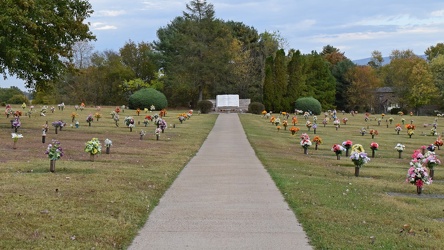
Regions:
[[376, 87, 398, 113]]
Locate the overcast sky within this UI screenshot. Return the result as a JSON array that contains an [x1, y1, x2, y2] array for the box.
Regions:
[[2, 0, 444, 90]]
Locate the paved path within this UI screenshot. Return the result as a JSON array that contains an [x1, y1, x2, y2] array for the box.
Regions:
[[129, 114, 312, 249]]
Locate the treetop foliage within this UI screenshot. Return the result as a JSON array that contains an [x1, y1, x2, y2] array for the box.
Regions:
[[0, 0, 96, 88]]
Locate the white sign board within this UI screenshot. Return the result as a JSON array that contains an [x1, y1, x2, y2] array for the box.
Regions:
[[216, 94, 239, 107]]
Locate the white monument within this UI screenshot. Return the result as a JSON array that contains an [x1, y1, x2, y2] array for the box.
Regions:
[[216, 94, 239, 111]]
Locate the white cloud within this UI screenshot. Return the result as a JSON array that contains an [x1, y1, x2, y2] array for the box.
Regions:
[[431, 9, 444, 17], [91, 22, 118, 30], [95, 10, 126, 17]]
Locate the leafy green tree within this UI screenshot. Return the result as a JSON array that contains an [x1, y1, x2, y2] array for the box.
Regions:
[[0, 86, 25, 104], [119, 40, 157, 83], [274, 49, 288, 111], [331, 59, 355, 110], [154, 0, 235, 106], [406, 60, 437, 114], [304, 52, 336, 110], [263, 56, 275, 111], [0, 0, 95, 88], [368, 50, 384, 68], [286, 50, 307, 108], [430, 54, 444, 107], [425, 43, 444, 62]]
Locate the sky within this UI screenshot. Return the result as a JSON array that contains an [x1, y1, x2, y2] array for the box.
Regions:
[[2, 0, 444, 91]]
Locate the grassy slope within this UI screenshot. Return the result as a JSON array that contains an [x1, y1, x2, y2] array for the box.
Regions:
[[239, 113, 444, 249], [0, 106, 217, 249]]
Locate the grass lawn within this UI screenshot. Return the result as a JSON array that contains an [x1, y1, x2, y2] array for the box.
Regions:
[[239, 112, 444, 249], [0, 105, 217, 249]]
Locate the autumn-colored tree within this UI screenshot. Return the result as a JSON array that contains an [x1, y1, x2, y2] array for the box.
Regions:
[[321, 45, 347, 66], [345, 66, 381, 112]]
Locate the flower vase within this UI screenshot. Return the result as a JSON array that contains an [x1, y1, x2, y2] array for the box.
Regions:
[[14, 127, 17, 133], [180, 120, 183, 124], [42, 136, 46, 143], [303, 147, 308, 155], [409, 134, 412, 138], [430, 169, 434, 179], [345, 149, 349, 157], [336, 154, 340, 160], [314, 129, 316, 134], [106, 147, 110, 154], [315, 144, 318, 150], [72, 118, 75, 122], [156, 134, 159, 141], [291, 131, 295, 135], [416, 186, 422, 195], [371, 149, 375, 158], [13, 141, 17, 149], [140, 135, 144, 140], [386, 124, 389, 128], [55, 127, 58, 134], [335, 126, 338, 131], [88, 122, 91, 127], [371, 135, 374, 139], [173, 124, 176, 128], [162, 128, 165, 133], [354, 166, 360, 177], [130, 127, 133, 132], [90, 154, 95, 162], [438, 145, 440, 150], [398, 151, 402, 159], [361, 132, 365, 136], [50, 160, 56, 173], [397, 131, 399, 135]]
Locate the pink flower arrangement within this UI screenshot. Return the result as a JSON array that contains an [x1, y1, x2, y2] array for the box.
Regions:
[[370, 142, 379, 150]]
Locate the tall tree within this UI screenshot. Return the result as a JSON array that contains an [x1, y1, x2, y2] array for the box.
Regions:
[[154, 0, 234, 106], [345, 66, 381, 112], [286, 50, 307, 109], [119, 40, 157, 83], [263, 56, 275, 111], [368, 50, 384, 68], [430, 54, 444, 107], [331, 59, 355, 110], [274, 49, 288, 111], [425, 43, 444, 62], [407, 60, 437, 114], [320, 45, 347, 66], [0, 0, 95, 89]]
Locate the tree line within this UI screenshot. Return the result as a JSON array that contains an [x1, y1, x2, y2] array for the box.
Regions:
[[2, 0, 444, 113]]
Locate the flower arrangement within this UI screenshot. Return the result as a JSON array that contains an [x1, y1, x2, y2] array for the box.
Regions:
[[140, 130, 146, 139], [275, 117, 281, 126], [282, 120, 288, 130], [104, 138, 112, 147], [405, 124, 415, 130], [155, 128, 162, 140], [11, 133, 23, 149], [369, 129, 378, 138], [398, 111, 404, 116], [342, 140, 353, 156], [342, 117, 348, 125], [85, 138, 102, 158], [360, 127, 366, 136], [423, 151, 440, 170], [136, 108, 141, 115], [94, 112, 102, 121], [160, 109, 167, 117], [270, 116, 276, 124], [312, 136, 322, 150], [351, 144, 365, 153], [71, 112, 78, 122], [388, 117, 394, 124], [289, 126, 299, 135], [394, 124, 402, 134], [427, 144, 436, 152], [350, 151, 370, 168], [370, 142, 379, 150], [395, 143, 405, 152], [406, 124, 415, 138], [332, 144, 345, 159], [300, 133, 312, 153], [261, 110, 267, 116], [124, 116, 135, 127], [406, 161, 431, 193], [115, 107, 121, 113], [322, 118, 327, 127], [292, 116, 298, 125], [305, 120, 312, 129], [45, 140, 64, 161], [86, 114, 93, 125], [333, 119, 340, 126], [434, 136, 443, 149], [12, 117, 21, 131], [104, 138, 112, 154]]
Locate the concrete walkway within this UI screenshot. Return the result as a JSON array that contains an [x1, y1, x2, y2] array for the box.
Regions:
[[129, 114, 312, 249]]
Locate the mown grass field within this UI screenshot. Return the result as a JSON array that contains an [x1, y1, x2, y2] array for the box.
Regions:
[[239, 112, 444, 249], [0, 105, 217, 249]]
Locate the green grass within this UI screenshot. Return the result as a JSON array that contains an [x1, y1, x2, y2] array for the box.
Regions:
[[0, 106, 217, 249], [239, 113, 444, 249]]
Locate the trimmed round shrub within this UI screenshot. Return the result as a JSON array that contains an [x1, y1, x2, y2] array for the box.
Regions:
[[197, 100, 213, 114], [390, 108, 408, 115], [128, 88, 167, 110], [248, 102, 265, 114], [294, 97, 322, 115]]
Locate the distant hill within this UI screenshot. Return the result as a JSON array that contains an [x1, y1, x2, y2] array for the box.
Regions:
[[353, 55, 427, 66]]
